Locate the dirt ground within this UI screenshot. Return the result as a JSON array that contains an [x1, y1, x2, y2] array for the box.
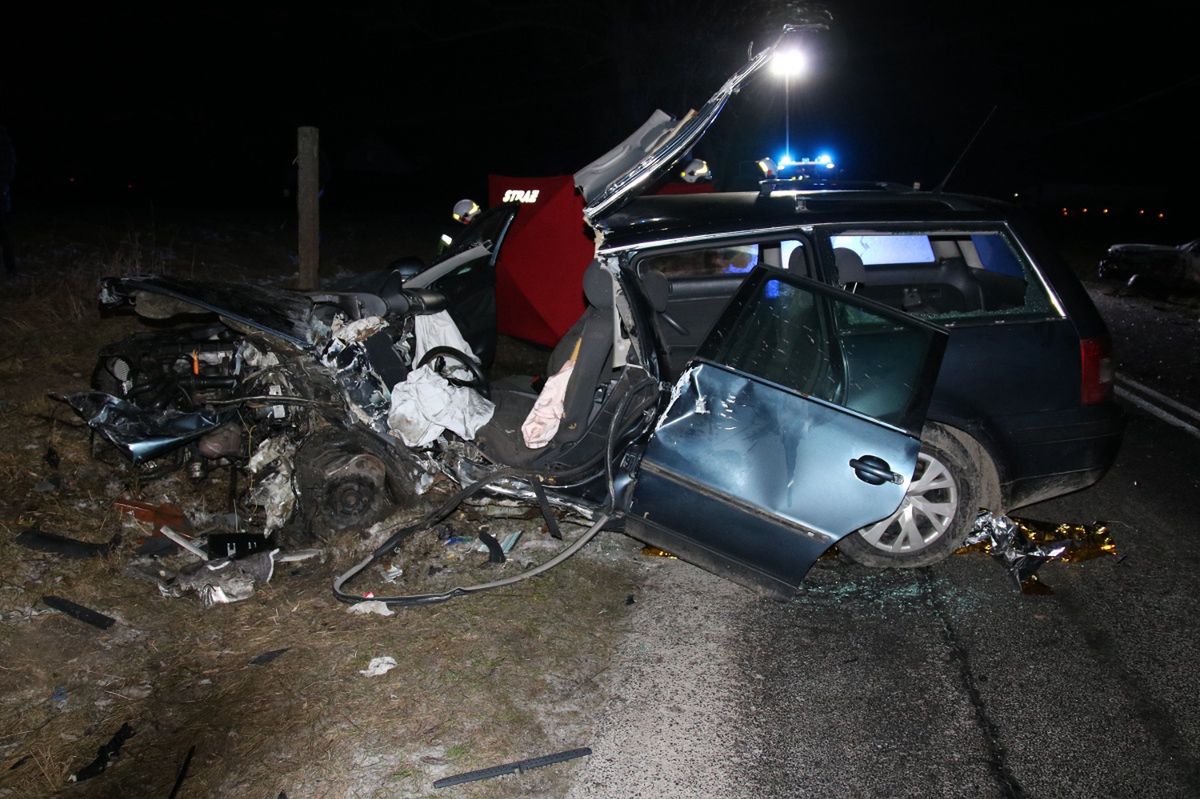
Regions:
[[0, 212, 646, 798]]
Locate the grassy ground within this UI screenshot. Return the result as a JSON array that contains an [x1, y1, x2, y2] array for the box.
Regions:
[[0, 211, 644, 798]]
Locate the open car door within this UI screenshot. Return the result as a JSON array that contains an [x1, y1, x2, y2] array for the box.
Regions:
[[625, 269, 948, 597]]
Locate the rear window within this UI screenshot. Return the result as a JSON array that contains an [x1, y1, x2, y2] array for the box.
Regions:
[[824, 229, 1055, 323]]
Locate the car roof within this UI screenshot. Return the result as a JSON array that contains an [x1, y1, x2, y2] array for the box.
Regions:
[[595, 189, 1018, 252]]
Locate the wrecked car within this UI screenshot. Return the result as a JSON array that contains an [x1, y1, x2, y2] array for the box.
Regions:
[[73, 257, 946, 600], [1098, 236, 1200, 294], [64, 24, 1121, 599]]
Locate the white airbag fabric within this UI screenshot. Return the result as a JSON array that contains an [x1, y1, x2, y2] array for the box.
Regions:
[[387, 311, 494, 446]]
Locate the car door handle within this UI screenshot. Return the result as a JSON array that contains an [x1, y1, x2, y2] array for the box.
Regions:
[[849, 455, 903, 486]]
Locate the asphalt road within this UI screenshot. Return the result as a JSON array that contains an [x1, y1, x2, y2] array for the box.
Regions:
[[569, 290, 1200, 798]]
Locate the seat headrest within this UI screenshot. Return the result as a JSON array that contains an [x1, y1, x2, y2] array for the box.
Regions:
[[639, 269, 669, 312], [788, 245, 807, 272], [833, 247, 868, 285], [582, 260, 614, 309]]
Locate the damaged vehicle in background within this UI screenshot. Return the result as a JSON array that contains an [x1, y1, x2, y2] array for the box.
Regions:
[[63, 24, 1122, 601], [1098, 236, 1200, 295]]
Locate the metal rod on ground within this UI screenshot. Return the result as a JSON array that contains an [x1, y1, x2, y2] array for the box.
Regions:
[[297, 125, 320, 290]]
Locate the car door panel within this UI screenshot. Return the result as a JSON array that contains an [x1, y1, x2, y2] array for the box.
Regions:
[[630, 363, 919, 594], [625, 269, 947, 597], [650, 275, 745, 376]]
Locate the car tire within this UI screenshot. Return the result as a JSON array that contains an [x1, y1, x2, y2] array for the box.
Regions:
[[836, 423, 979, 569]]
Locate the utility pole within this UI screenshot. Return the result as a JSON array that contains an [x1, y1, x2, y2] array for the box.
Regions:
[[297, 126, 320, 290]]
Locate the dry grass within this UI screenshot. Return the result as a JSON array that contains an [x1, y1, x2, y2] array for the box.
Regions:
[[0, 213, 644, 798]]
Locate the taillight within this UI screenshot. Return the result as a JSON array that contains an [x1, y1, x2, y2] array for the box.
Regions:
[[1080, 336, 1114, 405]]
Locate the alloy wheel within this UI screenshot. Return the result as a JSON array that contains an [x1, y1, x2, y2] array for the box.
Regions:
[[856, 452, 958, 553]]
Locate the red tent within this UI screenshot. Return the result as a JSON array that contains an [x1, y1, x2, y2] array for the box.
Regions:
[[488, 174, 594, 348], [487, 174, 716, 348]]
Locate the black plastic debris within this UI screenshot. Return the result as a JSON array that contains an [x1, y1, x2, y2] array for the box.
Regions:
[[250, 648, 290, 666], [32, 476, 61, 493], [432, 747, 592, 788], [59, 391, 235, 464], [478, 531, 506, 564], [42, 595, 116, 629], [167, 745, 196, 799], [15, 528, 117, 559], [161, 550, 277, 608], [68, 722, 134, 782]]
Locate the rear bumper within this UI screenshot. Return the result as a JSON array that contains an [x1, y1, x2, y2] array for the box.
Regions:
[[997, 402, 1125, 509]]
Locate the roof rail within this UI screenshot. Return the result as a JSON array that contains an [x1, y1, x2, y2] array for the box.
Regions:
[[758, 178, 913, 197]]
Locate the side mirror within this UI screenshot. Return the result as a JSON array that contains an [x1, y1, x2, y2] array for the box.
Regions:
[[387, 256, 426, 282]]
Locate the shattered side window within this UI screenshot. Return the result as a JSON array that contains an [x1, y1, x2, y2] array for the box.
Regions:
[[698, 270, 942, 432]]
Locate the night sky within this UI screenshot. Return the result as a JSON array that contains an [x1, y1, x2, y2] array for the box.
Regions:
[[2, 1, 1195, 214]]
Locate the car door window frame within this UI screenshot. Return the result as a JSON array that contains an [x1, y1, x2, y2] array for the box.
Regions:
[[694, 267, 947, 437], [621, 231, 815, 380]]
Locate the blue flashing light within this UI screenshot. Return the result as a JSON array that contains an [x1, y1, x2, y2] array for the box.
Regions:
[[762, 152, 841, 181]]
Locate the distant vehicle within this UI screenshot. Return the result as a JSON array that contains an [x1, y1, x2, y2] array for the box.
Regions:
[[1098, 237, 1200, 294]]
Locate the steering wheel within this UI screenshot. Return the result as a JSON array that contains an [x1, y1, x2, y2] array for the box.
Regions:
[[415, 346, 488, 395]]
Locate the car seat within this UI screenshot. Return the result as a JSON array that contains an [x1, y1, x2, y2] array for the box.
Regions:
[[473, 261, 616, 467], [833, 247, 868, 290]]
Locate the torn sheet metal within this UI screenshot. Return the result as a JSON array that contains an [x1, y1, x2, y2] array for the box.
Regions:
[[654, 365, 695, 432], [63, 392, 234, 463], [159, 550, 278, 608], [249, 468, 296, 536], [330, 315, 388, 345], [387, 364, 494, 447], [238, 340, 280, 369], [248, 436, 293, 474], [961, 511, 1116, 592]]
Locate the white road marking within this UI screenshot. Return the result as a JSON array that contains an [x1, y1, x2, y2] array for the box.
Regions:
[[1114, 384, 1200, 440], [1115, 373, 1200, 425]]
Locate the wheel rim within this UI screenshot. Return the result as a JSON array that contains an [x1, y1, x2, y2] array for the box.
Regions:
[[856, 452, 958, 553]]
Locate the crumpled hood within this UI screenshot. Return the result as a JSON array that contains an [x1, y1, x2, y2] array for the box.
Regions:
[[100, 276, 319, 348]]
